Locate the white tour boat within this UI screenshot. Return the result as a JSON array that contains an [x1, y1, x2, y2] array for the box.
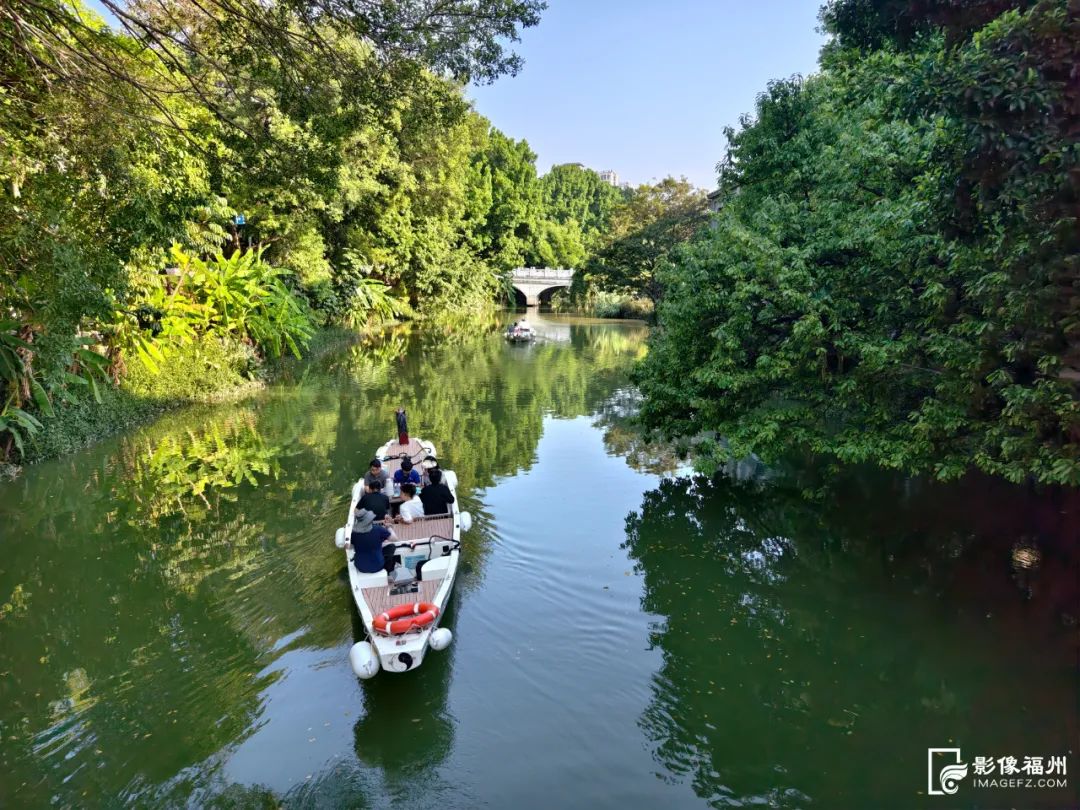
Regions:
[[335, 436, 471, 677], [505, 319, 536, 342]]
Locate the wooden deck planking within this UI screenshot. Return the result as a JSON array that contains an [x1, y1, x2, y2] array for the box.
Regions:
[[363, 578, 443, 618], [381, 438, 426, 479], [379, 515, 454, 542]]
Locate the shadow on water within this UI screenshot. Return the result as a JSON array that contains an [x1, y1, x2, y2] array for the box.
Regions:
[[350, 606, 457, 775], [623, 468, 1080, 809]]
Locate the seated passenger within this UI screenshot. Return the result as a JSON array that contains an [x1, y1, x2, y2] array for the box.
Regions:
[[419, 468, 455, 516], [396, 483, 425, 523], [357, 478, 390, 521], [393, 458, 422, 486], [363, 458, 388, 492], [350, 508, 397, 573]]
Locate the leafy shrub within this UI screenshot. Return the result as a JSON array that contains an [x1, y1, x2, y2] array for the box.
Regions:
[[547, 289, 653, 320], [24, 385, 163, 463], [637, 1, 1080, 485], [1, 321, 112, 458], [592, 293, 654, 320], [123, 333, 255, 400], [172, 246, 315, 359], [26, 334, 261, 463]]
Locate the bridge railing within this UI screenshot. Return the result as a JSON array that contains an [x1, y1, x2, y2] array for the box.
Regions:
[[511, 267, 575, 281]]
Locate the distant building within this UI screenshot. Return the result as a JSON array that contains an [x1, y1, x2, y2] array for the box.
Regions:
[[549, 164, 623, 187], [706, 188, 723, 213], [598, 169, 619, 186]]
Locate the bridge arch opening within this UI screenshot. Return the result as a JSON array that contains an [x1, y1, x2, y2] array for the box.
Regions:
[[509, 284, 567, 309], [536, 286, 564, 306]]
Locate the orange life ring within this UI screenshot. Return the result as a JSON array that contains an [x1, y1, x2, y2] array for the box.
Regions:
[[373, 602, 440, 635]]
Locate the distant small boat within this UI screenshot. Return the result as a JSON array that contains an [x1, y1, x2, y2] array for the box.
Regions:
[[335, 436, 471, 677], [505, 321, 535, 342]]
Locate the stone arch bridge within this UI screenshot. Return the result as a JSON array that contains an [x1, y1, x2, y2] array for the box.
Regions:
[[510, 267, 575, 307]]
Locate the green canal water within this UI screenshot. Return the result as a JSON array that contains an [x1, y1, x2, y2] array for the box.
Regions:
[[0, 315, 1076, 809]]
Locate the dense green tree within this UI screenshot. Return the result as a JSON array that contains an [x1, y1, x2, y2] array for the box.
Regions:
[[528, 218, 588, 270], [473, 130, 543, 270], [0, 12, 229, 456], [0, 0, 545, 129], [538, 163, 623, 251], [636, 0, 1079, 484], [584, 177, 708, 303], [0, 0, 566, 460]]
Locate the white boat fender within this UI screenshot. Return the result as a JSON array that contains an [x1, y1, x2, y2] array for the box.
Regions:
[[442, 470, 458, 490], [459, 511, 472, 533], [349, 641, 380, 679], [335, 527, 347, 549], [430, 627, 453, 651]]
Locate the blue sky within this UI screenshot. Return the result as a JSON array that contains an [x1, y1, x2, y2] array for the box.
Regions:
[[469, 1, 827, 189]]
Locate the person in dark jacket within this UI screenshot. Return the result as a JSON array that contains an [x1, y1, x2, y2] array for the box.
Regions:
[[357, 479, 390, 520], [419, 468, 455, 516], [350, 508, 397, 573]]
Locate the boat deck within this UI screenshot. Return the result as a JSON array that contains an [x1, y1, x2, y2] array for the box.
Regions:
[[363, 578, 443, 617], [380, 514, 454, 541], [359, 439, 456, 626], [382, 438, 427, 479]]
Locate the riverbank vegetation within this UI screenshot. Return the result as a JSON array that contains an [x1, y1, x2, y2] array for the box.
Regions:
[[555, 176, 711, 318], [550, 290, 655, 321], [582, 177, 709, 308], [1, 0, 656, 465], [636, 0, 1080, 485]]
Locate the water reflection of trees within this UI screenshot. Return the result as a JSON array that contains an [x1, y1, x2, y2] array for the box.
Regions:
[[593, 387, 683, 475], [0, 517, 270, 807], [115, 415, 282, 526], [320, 322, 650, 489], [623, 471, 1079, 808], [0, 319, 651, 806], [0, 412, 327, 803]]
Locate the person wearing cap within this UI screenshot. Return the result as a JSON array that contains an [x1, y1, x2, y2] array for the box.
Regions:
[[392, 458, 421, 486], [364, 459, 389, 492], [350, 507, 397, 573]]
